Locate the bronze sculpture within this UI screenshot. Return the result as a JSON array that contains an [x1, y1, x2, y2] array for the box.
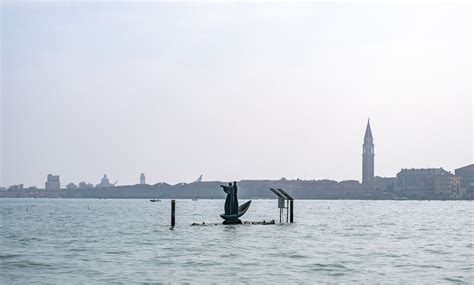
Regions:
[[220, 182, 251, 224]]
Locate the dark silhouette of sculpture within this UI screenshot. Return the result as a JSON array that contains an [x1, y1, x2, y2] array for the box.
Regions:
[[222, 183, 235, 215], [220, 182, 251, 224]]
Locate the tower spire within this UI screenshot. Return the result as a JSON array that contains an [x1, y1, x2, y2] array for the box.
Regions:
[[364, 119, 373, 141], [362, 119, 375, 188]]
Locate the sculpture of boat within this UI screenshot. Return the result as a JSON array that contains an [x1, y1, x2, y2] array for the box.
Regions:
[[220, 200, 252, 220]]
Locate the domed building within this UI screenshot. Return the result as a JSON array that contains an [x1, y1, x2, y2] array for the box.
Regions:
[[96, 174, 115, 188]]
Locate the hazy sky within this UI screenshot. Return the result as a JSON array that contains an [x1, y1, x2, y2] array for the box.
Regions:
[[1, 2, 472, 187]]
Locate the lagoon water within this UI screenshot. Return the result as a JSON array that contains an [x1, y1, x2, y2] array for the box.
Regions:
[[0, 199, 473, 284]]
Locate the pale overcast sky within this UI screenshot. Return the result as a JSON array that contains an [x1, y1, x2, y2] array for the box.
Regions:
[[1, 2, 472, 187]]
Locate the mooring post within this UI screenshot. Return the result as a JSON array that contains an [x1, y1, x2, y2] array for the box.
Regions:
[[289, 199, 294, 223], [171, 199, 176, 227]]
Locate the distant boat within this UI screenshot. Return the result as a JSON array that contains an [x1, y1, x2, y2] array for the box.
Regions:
[[150, 199, 160, 202], [192, 198, 198, 201]]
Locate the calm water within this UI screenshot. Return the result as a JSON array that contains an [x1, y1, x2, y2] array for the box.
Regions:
[[0, 199, 472, 284]]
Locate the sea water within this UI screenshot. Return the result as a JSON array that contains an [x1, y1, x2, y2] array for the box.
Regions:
[[0, 199, 472, 284]]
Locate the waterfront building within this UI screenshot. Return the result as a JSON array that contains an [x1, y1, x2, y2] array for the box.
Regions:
[[96, 174, 115, 188], [140, 173, 146, 185], [434, 173, 464, 198], [8, 184, 24, 191], [45, 174, 60, 190], [455, 164, 474, 197], [374, 176, 396, 192], [362, 119, 375, 187], [338, 180, 362, 191], [396, 168, 449, 194]]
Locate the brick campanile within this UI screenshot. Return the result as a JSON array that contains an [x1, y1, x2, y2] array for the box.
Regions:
[[362, 119, 375, 187]]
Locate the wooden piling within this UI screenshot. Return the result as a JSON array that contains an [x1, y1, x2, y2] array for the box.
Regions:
[[171, 199, 176, 227], [289, 200, 294, 223]]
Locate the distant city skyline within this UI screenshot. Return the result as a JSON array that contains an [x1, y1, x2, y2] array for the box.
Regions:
[[1, 2, 472, 187]]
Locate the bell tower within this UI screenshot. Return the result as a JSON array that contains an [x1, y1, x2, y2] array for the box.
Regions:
[[362, 119, 375, 187]]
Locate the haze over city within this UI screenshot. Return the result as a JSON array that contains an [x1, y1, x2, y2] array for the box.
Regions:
[[1, 3, 473, 284], [1, 2, 472, 187]]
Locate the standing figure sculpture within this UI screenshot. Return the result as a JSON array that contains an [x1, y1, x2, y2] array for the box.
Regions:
[[222, 183, 236, 215], [220, 181, 252, 224], [232, 182, 239, 213]]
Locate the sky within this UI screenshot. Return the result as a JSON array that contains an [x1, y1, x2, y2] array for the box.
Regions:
[[1, 1, 472, 187]]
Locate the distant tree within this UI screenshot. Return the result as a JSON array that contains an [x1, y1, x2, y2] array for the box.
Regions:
[[66, 183, 78, 190], [78, 182, 94, 189]]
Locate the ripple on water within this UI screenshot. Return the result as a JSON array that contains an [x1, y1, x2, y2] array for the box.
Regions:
[[423, 248, 450, 255], [182, 260, 219, 267], [309, 263, 351, 273], [377, 222, 396, 226], [288, 254, 307, 259], [105, 250, 129, 255], [5, 260, 53, 269], [0, 254, 22, 259], [19, 237, 42, 242], [67, 247, 87, 252], [394, 263, 443, 269], [444, 277, 467, 284]]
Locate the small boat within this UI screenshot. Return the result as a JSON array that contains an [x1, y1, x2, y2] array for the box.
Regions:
[[150, 199, 160, 202], [220, 200, 252, 220], [192, 198, 198, 201]]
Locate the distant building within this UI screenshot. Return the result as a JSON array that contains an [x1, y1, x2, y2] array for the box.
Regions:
[[140, 173, 146, 185], [8, 184, 24, 191], [455, 164, 474, 197], [396, 168, 449, 194], [374, 176, 396, 192], [362, 119, 375, 187], [434, 173, 464, 198], [45, 174, 60, 190], [338, 180, 361, 190], [96, 174, 115, 188]]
